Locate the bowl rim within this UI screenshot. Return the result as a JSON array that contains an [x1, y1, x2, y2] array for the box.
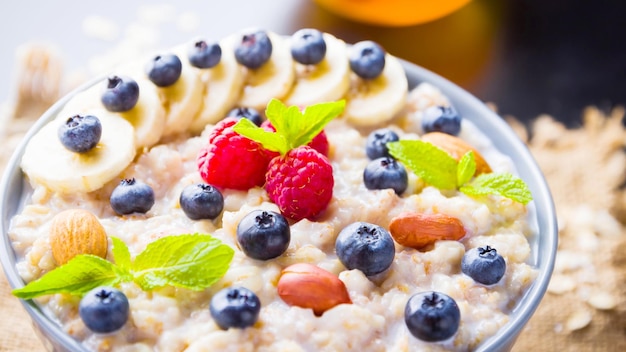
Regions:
[[403, 62, 557, 350], [0, 60, 557, 352]]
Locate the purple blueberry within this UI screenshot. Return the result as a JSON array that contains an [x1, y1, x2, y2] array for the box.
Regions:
[[180, 183, 224, 220], [79, 286, 129, 334], [363, 157, 408, 195], [228, 107, 263, 126], [110, 178, 155, 215], [405, 291, 460, 342], [421, 105, 462, 136], [234, 30, 273, 69], [100, 76, 139, 112], [290, 28, 327, 65], [365, 128, 400, 160], [349, 41, 386, 80], [237, 210, 290, 260], [188, 40, 222, 69], [58, 114, 102, 153], [461, 246, 506, 285], [146, 54, 182, 87], [335, 222, 395, 277], [210, 286, 261, 330]]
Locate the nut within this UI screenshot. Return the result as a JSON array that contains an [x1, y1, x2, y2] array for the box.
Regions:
[[389, 212, 466, 250], [49, 209, 108, 265], [421, 132, 492, 175], [277, 263, 351, 316]]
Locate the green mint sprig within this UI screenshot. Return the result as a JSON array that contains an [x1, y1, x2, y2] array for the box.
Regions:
[[233, 98, 345, 155], [13, 234, 234, 299], [387, 140, 532, 204]]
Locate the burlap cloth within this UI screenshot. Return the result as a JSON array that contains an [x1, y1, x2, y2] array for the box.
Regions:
[[0, 45, 624, 352]]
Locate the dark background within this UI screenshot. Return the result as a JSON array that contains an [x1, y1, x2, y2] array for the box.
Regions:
[[478, 0, 626, 125], [1, 0, 624, 125]]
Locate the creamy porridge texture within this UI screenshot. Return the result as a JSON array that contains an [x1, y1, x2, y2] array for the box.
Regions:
[[9, 29, 537, 351]]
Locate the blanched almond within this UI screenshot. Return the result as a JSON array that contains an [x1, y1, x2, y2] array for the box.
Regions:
[[277, 263, 351, 316], [389, 212, 466, 249], [421, 132, 492, 175], [49, 209, 108, 265]]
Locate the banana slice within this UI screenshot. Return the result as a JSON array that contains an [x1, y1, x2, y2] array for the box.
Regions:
[[57, 78, 166, 150], [344, 53, 408, 126], [187, 37, 245, 134], [156, 59, 204, 138], [285, 33, 350, 106], [120, 79, 166, 148], [237, 32, 295, 111], [21, 110, 136, 193]]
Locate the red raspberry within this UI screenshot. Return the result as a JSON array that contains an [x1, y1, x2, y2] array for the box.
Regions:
[[308, 130, 329, 157], [265, 146, 334, 221], [197, 117, 271, 190], [260, 120, 329, 157]]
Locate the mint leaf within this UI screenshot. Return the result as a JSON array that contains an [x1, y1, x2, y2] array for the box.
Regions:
[[460, 173, 533, 204], [457, 151, 476, 187], [132, 234, 234, 291], [12, 234, 234, 299], [234, 117, 289, 154], [387, 139, 533, 204], [387, 140, 458, 190], [265, 98, 297, 142], [12, 255, 122, 299], [292, 100, 346, 148], [111, 236, 132, 272], [234, 98, 345, 155]]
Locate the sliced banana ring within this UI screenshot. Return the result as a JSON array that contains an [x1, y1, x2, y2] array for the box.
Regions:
[[188, 36, 245, 134], [237, 31, 296, 111], [57, 77, 166, 150], [156, 59, 204, 138], [285, 33, 351, 107], [344, 53, 408, 127], [21, 110, 136, 193]]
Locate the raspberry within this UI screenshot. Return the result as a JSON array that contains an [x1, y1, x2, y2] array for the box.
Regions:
[[308, 130, 329, 156], [265, 146, 334, 221], [261, 120, 329, 157], [197, 117, 271, 190]]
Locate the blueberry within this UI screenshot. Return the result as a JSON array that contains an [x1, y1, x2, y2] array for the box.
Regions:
[[188, 40, 222, 69], [179, 183, 224, 220], [461, 245, 506, 285], [110, 178, 155, 215], [349, 41, 386, 80], [365, 128, 400, 160], [146, 54, 182, 87], [290, 28, 327, 65], [405, 291, 460, 342], [234, 30, 273, 69], [421, 105, 462, 136], [237, 210, 290, 260], [210, 286, 261, 330], [79, 286, 129, 334], [57, 114, 102, 153], [363, 157, 408, 195], [228, 107, 263, 126], [335, 222, 395, 277], [100, 76, 139, 112]]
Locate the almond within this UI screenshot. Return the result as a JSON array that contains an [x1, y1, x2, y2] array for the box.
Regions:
[[49, 209, 108, 265], [277, 263, 351, 316], [421, 132, 492, 175], [389, 212, 466, 250]]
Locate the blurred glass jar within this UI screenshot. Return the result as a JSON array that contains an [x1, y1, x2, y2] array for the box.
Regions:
[[313, 0, 472, 26]]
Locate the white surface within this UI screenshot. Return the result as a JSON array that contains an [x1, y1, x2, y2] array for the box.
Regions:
[[0, 0, 316, 104]]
